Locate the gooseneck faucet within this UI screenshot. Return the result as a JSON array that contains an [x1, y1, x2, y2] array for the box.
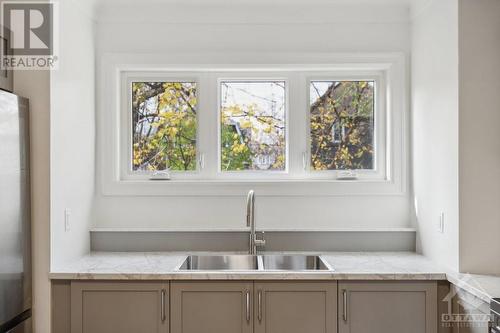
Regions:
[[246, 190, 265, 254]]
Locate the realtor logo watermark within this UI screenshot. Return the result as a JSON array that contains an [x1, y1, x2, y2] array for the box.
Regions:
[[1, 1, 59, 70], [441, 274, 492, 329]]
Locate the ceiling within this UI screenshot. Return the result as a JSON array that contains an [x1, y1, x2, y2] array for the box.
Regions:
[[82, 0, 431, 21], [90, 0, 418, 6]]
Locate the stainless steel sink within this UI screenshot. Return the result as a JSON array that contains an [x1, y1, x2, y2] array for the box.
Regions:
[[177, 254, 332, 271], [178, 255, 259, 271], [261, 255, 330, 271]]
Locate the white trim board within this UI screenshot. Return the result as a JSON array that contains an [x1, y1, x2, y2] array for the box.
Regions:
[[98, 52, 408, 196], [90, 227, 417, 233]]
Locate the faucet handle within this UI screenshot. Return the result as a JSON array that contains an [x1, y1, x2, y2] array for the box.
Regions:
[[255, 239, 266, 247], [255, 231, 266, 247]]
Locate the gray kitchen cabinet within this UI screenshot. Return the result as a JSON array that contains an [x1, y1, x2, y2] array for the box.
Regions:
[[170, 281, 254, 333], [254, 281, 337, 333], [66, 279, 444, 333], [338, 281, 438, 333], [70, 281, 169, 333]]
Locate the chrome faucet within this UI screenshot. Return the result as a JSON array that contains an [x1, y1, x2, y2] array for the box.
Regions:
[[246, 190, 265, 254]]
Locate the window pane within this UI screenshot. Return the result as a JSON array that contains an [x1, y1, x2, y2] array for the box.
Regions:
[[132, 82, 197, 171], [310, 81, 375, 170], [220, 80, 286, 171]]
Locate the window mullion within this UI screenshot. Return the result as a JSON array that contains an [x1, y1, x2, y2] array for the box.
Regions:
[[288, 72, 308, 178], [198, 72, 217, 179]]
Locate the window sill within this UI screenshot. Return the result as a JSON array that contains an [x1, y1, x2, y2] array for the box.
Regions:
[[89, 227, 417, 233], [102, 178, 405, 196]]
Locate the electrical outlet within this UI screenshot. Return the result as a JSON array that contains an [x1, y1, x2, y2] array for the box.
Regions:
[[438, 212, 445, 233], [64, 208, 71, 232]]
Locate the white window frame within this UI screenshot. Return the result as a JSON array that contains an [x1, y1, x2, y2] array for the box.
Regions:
[[99, 53, 407, 196]]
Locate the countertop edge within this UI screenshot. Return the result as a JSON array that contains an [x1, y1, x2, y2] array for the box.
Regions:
[[48, 271, 493, 303], [48, 272, 448, 281]]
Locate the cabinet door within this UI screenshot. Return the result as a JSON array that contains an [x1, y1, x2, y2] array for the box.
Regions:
[[170, 281, 253, 333], [71, 281, 169, 333], [338, 281, 437, 333], [254, 281, 337, 333]]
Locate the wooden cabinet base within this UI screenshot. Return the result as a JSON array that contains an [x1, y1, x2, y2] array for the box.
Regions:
[[55, 280, 440, 333]]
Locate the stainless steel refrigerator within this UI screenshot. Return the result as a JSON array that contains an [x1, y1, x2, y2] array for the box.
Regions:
[[0, 90, 31, 333]]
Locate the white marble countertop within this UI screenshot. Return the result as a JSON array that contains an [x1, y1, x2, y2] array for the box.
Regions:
[[49, 251, 500, 303], [50, 251, 444, 280]]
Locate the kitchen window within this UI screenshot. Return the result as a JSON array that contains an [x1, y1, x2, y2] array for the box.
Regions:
[[103, 54, 406, 195], [123, 74, 383, 180]]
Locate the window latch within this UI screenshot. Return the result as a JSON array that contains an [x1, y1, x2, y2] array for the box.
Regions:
[[150, 170, 171, 181], [302, 152, 308, 171], [337, 170, 358, 180], [198, 153, 205, 170]]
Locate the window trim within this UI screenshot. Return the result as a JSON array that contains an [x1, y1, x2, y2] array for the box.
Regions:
[[99, 53, 407, 196]]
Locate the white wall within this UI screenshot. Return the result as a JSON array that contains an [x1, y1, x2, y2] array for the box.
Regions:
[[12, 1, 94, 331], [50, 0, 95, 268], [411, 0, 460, 270], [93, 3, 412, 230], [458, 0, 500, 275]]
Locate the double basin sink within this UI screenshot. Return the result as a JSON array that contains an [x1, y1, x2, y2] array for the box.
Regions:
[[178, 254, 331, 271]]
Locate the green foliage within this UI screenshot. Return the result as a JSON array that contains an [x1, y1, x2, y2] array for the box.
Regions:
[[220, 124, 252, 171], [132, 82, 197, 171]]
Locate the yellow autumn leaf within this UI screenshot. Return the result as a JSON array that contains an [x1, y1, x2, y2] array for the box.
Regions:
[[240, 120, 252, 129]]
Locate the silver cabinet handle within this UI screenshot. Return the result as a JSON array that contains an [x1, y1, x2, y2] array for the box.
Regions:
[[161, 289, 166, 322], [342, 289, 347, 322], [258, 290, 263, 322], [245, 290, 250, 322]]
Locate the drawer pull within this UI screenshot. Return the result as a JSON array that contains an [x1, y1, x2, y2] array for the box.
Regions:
[[342, 289, 348, 322], [258, 290, 263, 322], [245, 290, 250, 322], [161, 289, 166, 322]]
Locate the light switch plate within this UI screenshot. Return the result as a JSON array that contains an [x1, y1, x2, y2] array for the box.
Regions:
[[438, 212, 445, 233], [64, 208, 71, 232]]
